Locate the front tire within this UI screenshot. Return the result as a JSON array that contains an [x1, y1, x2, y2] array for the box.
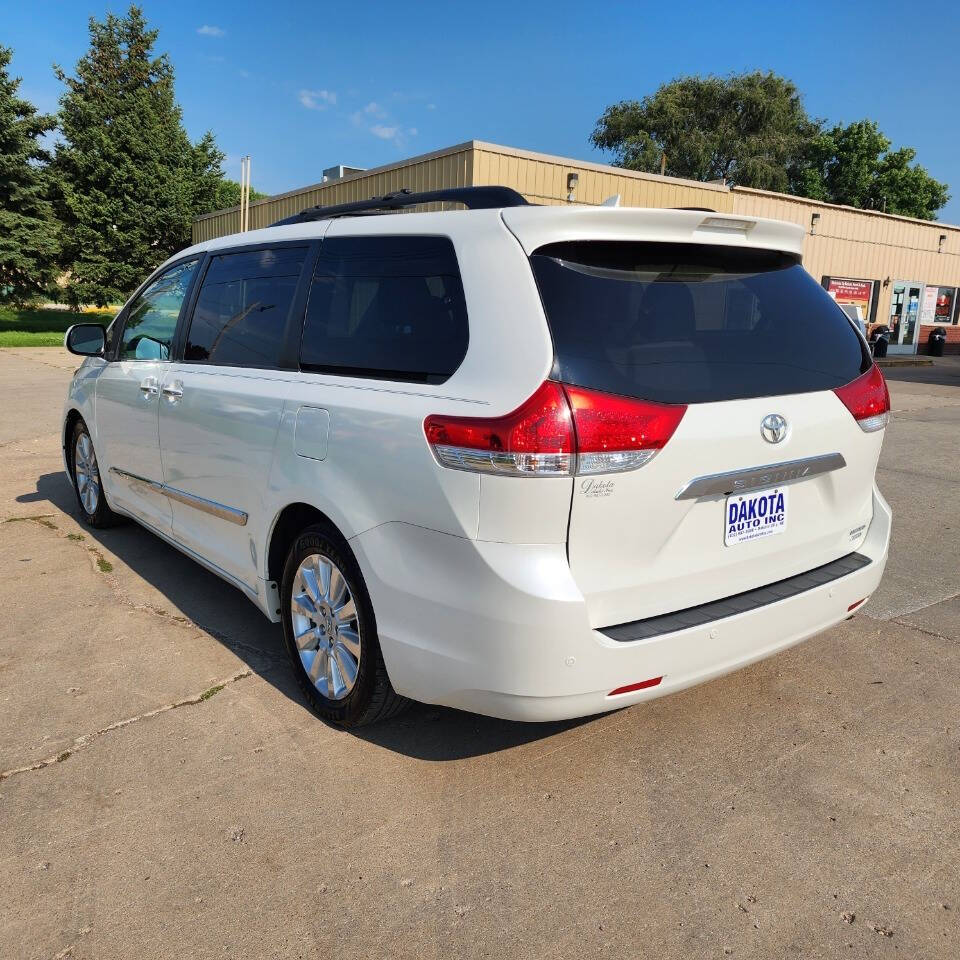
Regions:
[[69, 419, 121, 528], [280, 524, 407, 727]]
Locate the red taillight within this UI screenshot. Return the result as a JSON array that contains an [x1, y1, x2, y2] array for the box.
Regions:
[[424, 381, 574, 476], [833, 365, 890, 433], [564, 384, 687, 475], [608, 676, 663, 697], [425, 381, 686, 477]]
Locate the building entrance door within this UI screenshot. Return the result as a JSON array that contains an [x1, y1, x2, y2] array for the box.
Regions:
[[887, 281, 923, 354]]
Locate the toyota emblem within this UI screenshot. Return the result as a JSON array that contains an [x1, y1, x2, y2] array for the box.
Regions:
[[761, 413, 788, 444]]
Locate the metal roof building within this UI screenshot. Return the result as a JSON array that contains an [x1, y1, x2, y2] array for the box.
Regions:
[[192, 140, 960, 355]]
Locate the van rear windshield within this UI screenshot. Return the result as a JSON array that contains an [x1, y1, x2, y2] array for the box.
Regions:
[[530, 241, 871, 404]]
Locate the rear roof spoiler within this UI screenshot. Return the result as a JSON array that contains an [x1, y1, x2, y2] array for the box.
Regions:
[[501, 206, 806, 259]]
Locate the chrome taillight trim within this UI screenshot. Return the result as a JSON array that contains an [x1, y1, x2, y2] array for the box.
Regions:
[[857, 411, 890, 433], [577, 449, 659, 475], [431, 445, 574, 477], [429, 444, 666, 477]]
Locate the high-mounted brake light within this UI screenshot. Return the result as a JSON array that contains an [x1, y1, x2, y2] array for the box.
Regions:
[[424, 382, 687, 477], [833, 365, 890, 433]]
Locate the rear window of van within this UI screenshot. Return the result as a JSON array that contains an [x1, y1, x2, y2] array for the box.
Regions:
[[530, 241, 871, 404]]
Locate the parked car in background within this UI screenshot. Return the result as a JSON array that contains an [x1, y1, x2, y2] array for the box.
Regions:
[[61, 187, 892, 726]]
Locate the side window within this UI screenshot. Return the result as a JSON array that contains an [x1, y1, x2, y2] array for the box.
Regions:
[[184, 246, 308, 368], [119, 259, 200, 361], [300, 235, 468, 383]]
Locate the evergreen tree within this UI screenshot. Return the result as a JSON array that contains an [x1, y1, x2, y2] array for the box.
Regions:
[[53, 6, 226, 305], [0, 45, 59, 304]]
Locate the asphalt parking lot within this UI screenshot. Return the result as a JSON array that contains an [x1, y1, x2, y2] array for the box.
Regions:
[[1, 348, 959, 960]]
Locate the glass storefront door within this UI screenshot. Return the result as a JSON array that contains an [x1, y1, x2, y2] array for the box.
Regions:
[[887, 281, 923, 354]]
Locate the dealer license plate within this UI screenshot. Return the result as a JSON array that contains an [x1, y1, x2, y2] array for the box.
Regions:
[[724, 487, 788, 546]]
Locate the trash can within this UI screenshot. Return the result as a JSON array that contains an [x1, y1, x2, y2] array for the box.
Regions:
[[871, 329, 889, 358], [929, 326, 947, 357]]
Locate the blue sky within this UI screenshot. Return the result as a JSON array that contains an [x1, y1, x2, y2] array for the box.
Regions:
[[4, 0, 959, 222]]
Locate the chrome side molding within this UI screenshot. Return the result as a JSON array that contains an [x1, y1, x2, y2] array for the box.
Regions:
[[109, 467, 248, 526], [675, 453, 847, 501]]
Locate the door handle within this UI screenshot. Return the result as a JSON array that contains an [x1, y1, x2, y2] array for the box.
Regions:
[[139, 376, 159, 398], [162, 381, 184, 403]]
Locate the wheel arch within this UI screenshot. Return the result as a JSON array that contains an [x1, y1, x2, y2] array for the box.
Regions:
[[63, 408, 85, 475], [266, 502, 351, 587]]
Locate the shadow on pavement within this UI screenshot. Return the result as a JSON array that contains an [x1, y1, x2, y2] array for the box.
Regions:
[[18, 470, 595, 761]]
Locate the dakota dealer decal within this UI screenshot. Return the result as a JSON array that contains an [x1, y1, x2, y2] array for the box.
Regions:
[[581, 478, 615, 498], [725, 487, 787, 546]]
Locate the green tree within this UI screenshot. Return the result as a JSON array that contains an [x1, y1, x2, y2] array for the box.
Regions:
[[591, 71, 819, 191], [52, 6, 227, 305], [210, 178, 268, 213], [0, 45, 60, 304], [790, 119, 948, 220]]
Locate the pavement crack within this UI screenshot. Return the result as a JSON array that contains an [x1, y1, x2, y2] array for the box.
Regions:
[[890, 616, 958, 645], [0, 669, 253, 783]]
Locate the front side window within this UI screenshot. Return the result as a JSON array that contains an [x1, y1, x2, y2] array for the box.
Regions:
[[300, 235, 468, 383], [185, 246, 308, 368], [119, 259, 200, 361]]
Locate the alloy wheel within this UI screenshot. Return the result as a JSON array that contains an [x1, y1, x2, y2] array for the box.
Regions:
[[290, 553, 361, 701], [74, 432, 101, 515]]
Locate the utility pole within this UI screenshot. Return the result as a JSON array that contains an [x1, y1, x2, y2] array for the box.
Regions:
[[240, 156, 251, 232], [660, 152, 667, 176]]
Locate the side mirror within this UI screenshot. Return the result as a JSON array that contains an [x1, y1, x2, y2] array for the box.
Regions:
[[65, 323, 107, 357]]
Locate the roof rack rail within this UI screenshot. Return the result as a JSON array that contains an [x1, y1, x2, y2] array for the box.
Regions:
[[271, 185, 529, 226]]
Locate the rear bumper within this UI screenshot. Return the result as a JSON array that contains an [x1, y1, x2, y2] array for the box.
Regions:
[[352, 486, 891, 722]]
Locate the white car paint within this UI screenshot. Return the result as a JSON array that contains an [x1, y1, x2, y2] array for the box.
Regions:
[[62, 205, 891, 722]]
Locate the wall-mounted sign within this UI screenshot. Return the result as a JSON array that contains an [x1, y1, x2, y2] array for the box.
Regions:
[[825, 277, 874, 320], [934, 286, 956, 324], [920, 285, 939, 325]]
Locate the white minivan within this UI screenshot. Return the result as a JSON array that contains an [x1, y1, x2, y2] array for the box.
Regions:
[[62, 186, 892, 727]]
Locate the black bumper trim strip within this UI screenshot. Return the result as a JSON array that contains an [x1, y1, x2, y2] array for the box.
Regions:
[[599, 552, 872, 643]]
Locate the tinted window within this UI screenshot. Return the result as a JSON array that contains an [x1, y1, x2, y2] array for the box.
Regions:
[[300, 236, 468, 383], [119, 259, 200, 361], [531, 242, 871, 405], [185, 246, 308, 367]]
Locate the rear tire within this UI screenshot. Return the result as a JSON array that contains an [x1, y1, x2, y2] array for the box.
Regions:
[[280, 524, 408, 727], [69, 419, 122, 529]]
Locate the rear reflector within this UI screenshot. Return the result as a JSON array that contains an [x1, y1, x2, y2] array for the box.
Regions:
[[847, 598, 866, 612], [834, 365, 890, 433], [608, 677, 663, 697], [424, 381, 686, 477]]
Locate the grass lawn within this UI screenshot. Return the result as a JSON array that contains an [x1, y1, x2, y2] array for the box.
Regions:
[[0, 306, 116, 347]]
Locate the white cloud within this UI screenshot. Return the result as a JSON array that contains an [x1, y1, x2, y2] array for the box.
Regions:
[[299, 89, 336, 110], [407, 127, 418, 136], [363, 101, 386, 118], [370, 124, 399, 140], [197, 25, 225, 37]]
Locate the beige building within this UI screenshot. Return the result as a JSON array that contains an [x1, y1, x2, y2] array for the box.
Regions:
[[193, 140, 960, 355]]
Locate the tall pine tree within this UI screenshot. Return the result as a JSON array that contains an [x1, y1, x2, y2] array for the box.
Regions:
[[0, 45, 59, 304], [53, 6, 226, 305]]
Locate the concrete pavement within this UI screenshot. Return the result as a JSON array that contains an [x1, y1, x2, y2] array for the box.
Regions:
[[1, 348, 958, 959]]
